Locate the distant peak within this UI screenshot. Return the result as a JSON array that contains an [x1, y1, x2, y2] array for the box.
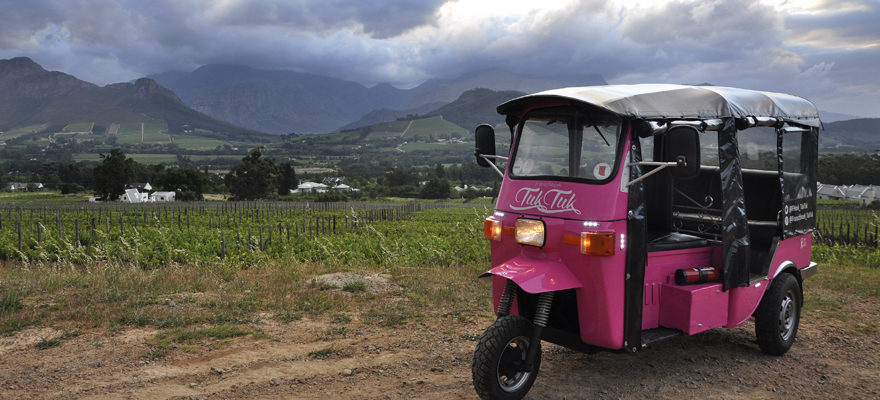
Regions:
[[0, 56, 47, 73], [193, 63, 255, 74]]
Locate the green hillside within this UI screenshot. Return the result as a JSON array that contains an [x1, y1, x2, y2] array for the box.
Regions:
[[425, 88, 525, 133], [402, 116, 468, 140], [0, 58, 270, 142]]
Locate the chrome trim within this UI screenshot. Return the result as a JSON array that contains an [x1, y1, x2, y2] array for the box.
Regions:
[[668, 120, 704, 130], [703, 119, 724, 131], [755, 116, 782, 127], [478, 154, 507, 178], [800, 262, 818, 281], [772, 261, 797, 279]]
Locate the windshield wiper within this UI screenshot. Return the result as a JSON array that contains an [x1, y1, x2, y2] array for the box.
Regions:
[[585, 114, 610, 146]]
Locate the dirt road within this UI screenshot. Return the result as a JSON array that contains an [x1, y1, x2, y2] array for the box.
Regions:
[[1, 301, 878, 399]]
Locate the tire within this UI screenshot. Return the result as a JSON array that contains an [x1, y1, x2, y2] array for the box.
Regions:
[[754, 273, 801, 355], [472, 315, 541, 400]]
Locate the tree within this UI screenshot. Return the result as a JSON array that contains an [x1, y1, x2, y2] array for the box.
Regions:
[[92, 148, 133, 200], [224, 147, 279, 200], [278, 163, 297, 196], [155, 168, 209, 201], [434, 164, 446, 179], [383, 167, 419, 187], [420, 178, 451, 199]]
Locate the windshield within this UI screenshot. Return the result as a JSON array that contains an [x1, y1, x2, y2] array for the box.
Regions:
[[510, 106, 622, 182]]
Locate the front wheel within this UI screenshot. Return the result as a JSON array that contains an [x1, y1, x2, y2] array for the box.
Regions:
[[754, 273, 801, 355], [472, 315, 541, 400]]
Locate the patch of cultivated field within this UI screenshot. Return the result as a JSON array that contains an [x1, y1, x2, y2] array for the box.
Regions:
[[62, 122, 94, 133], [116, 123, 169, 144]]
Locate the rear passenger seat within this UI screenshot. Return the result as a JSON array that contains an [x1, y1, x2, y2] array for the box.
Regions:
[[646, 231, 709, 252]]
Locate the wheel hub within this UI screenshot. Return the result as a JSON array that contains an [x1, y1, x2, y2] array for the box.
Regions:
[[497, 336, 531, 392], [778, 290, 796, 341]]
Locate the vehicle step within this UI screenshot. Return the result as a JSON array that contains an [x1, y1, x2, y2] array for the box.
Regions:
[[641, 327, 684, 348]]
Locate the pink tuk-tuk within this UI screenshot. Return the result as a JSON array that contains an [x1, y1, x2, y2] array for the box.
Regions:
[[471, 84, 820, 400]]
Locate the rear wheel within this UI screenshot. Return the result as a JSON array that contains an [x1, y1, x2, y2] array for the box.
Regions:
[[755, 273, 801, 355], [472, 315, 541, 400]]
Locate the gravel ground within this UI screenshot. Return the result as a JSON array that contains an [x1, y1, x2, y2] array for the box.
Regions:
[[1, 275, 878, 400], [1, 302, 878, 400]]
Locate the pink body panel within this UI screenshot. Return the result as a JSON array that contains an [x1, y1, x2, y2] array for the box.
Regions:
[[724, 233, 813, 328], [770, 233, 813, 277], [484, 256, 583, 293], [642, 246, 717, 329], [659, 281, 729, 334]]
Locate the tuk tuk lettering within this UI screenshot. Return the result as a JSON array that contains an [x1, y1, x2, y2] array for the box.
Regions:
[[510, 187, 581, 214]]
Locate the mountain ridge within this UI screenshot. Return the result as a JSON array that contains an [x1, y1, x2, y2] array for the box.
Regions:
[[0, 57, 265, 138], [147, 65, 607, 134]]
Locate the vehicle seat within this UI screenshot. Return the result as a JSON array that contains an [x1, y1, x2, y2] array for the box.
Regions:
[[646, 231, 709, 252]]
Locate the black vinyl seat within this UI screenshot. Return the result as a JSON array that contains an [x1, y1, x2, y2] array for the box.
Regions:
[[646, 231, 709, 252]]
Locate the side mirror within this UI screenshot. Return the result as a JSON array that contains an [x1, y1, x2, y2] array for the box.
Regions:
[[665, 126, 700, 180], [475, 124, 496, 168]]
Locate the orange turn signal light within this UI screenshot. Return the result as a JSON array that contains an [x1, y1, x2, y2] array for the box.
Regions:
[[484, 218, 502, 241], [580, 231, 615, 256]]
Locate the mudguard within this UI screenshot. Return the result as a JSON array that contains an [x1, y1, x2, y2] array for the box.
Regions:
[[479, 256, 582, 294]]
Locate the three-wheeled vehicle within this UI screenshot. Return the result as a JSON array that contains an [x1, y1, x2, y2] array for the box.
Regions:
[[471, 84, 820, 400]]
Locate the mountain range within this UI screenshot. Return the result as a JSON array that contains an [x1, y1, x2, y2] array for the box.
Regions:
[[0, 57, 262, 138], [1, 56, 878, 155], [148, 65, 607, 134]]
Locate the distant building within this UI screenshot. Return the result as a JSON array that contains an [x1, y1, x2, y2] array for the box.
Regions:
[[291, 182, 328, 194], [323, 177, 345, 185], [454, 184, 492, 192], [332, 184, 359, 192], [6, 182, 44, 191], [150, 191, 176, 202], [817, 183, 879, 206], [127, 182, 153, 192], [121, 189, 148, 203]]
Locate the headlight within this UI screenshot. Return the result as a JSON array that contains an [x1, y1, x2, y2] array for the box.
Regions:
[[515, 218, 545, 247]]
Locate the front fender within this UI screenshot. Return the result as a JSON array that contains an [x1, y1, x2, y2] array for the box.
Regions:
[[479, 256, 582, 294]]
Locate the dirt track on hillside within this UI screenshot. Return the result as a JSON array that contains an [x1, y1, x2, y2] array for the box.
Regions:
[[1, 300, 878, 399]]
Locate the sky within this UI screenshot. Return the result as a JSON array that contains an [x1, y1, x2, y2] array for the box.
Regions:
[[0, 0, 878, 117]]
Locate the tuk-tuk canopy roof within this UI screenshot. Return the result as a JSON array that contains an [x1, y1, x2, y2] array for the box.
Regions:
[[497, 84, 822, 128]]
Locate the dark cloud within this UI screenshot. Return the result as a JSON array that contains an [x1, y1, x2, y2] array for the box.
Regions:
[[0, 0, 876, 116], [208, 0, 447, 39]]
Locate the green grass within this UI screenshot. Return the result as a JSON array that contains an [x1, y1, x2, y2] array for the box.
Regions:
[[1, 124, 47, 139], [66, 133, 105, 142], [172, 138, 231, 150], [308, 344, 337, 359], [399, 142, 473, 152], [73, 153, 179, 164], [126, 154, 178, 164], [34, 330, 81, 349], [116, 123, 169, 144], [72, 153, 101, 161], [0, 191, 91, 203], [803, 244, 880, 335], [402, 116, 468, 140], [158, 325, 254, 343], [342, 280, 367, 292], [62, 123, 93, 132]]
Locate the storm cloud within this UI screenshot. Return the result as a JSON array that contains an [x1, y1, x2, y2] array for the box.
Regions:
[[0, 0, 877, 117]]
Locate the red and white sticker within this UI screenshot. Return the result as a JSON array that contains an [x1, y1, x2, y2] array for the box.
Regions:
[[593, 163, 611, 179]]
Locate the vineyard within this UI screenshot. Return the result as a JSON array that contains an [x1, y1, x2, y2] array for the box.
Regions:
[[0, 202, 495, 338], [2, 201, 877, 265], [815, 208, 880, 246], [0, 202, 490, 269]]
